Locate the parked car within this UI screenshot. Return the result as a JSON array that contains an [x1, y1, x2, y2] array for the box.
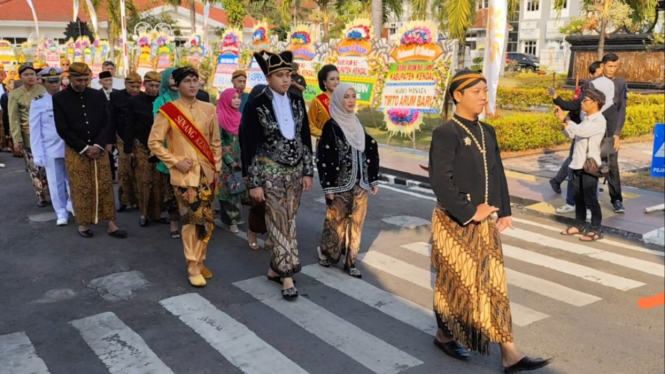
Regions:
[[506, 53, 540, 72]]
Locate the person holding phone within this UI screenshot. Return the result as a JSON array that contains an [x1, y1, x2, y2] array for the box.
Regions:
[[548, 61, 603, 216]]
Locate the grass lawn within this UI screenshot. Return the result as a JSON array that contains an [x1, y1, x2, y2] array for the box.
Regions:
[[621, 170, 665, 193]]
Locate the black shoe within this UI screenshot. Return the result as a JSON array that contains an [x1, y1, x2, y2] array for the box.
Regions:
[[78, 229, 94, 238], [504, 357, 552, 374], [344, 265, 362, 279], [613, 201, 625, 213], [108, 229, 128, 239], [433, 339, 471, 361], [139, 217, 149, 227], [282, 287, 298, 300], [37, 200, 48, 208], [117, 204, 127, 212], [548, 179, 562, 194]]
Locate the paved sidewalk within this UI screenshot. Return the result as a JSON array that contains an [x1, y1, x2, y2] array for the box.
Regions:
[[378, 143, 665, 244]]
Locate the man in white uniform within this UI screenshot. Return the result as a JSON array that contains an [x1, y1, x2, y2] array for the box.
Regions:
[[29, 67, 72, 226]]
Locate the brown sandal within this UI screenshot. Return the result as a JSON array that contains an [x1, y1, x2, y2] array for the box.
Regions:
[[560, 226, 582, 236], [580, 231, 603, 242]]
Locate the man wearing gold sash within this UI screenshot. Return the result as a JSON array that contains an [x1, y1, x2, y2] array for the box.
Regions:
[[149, 67, 222, 287], [428, 70, 551, 373]]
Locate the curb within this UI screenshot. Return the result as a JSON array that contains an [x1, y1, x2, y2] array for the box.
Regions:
[[379, 167, 657, 246]]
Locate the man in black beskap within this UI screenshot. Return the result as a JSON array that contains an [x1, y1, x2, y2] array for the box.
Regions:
[[599, 53, 627, 213], [124, 71, 163, 227], [110, 72, 143, 212]]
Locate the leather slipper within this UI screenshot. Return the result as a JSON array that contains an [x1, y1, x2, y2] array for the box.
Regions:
[[107, 229, 128, 239], [78, 229, 94, 238], [433, 339, 471, 361], [504, 357, 552, 374]]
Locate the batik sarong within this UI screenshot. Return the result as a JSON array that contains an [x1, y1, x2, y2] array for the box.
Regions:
[[134, 141, 163, 221], [65, 146, 116, 226], [161, 173, 180, 221], [173, 171, 216, 243], [117, 136, 138, 207], [23, 147, 49, 201], [262, 158, 303, 278], [431, 205, 513, 355], [319, 184, 368, 268]]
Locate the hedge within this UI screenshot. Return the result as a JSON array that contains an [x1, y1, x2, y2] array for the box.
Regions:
[[487, 104, 664, 152], [496, 87, 665, 110]]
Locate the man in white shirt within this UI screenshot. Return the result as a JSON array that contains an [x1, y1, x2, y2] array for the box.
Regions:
[[90, 61, 126, 90], [29, 67, 73, 226]]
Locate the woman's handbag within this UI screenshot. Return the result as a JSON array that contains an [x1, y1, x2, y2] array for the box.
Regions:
[[225, 169, 247, 194]]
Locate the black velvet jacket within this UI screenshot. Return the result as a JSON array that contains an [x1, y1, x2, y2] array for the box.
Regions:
[[109, 89, 133, 143], [428, 114, 511, 225], [53, 87, 111, 153], [316, 119, 380, 193], [124, 92, 157, 153], [240, 86, 314, 189]]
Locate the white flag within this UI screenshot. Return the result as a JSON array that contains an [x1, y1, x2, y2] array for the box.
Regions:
[[25, 0, 40, 40], [84, 0, 98, 36], [203, 2, 211, 48], [120, 0, 129, 76], [483, 0, 508, 115], [73, 0, 79, 21]]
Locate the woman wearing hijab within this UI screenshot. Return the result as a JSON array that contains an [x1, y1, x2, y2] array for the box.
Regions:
[[241, 84, 269, 250], [217, 88, 246, 233], [316, 83, 380, 278], [152, 67, 181, 238]]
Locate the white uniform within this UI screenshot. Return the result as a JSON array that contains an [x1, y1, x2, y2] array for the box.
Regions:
[[29, 92, 72, 221]]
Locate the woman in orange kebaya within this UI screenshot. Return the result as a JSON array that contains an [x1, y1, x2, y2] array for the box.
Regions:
[[308, 65, 340, 142]]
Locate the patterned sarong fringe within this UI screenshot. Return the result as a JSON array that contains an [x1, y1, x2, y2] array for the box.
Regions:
[[431, 206, 513, 355]]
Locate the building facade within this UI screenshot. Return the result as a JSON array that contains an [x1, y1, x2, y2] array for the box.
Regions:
[[518, 0, 583, 72]]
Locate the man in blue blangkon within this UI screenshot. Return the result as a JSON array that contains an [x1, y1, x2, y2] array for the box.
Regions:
[[428, 69, 551, 373], [240, 50, 314, 300]]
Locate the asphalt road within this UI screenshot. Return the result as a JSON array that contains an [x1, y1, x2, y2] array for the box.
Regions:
[[1, 154, 663, 374]]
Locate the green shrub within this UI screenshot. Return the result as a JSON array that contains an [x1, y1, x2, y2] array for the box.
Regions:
[[487, 104, 662, 151], [487, 113, 567, 151], [496, 87, 664, 109], [622, 104, 665, 137]]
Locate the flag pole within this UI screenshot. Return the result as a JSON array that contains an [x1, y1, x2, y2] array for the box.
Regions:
[[120, 0, 129, 75]]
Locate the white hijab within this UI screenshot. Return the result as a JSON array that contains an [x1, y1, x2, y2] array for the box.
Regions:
[[330, 83, 365, 152]]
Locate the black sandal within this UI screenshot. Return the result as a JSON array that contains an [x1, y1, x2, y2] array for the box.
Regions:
[[560, 226, 582, 236], [580, 231, 603, 242], [170, 231, 181, 239]]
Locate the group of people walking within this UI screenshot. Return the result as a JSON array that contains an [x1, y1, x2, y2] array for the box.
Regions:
[[1, 51, 559, 372]]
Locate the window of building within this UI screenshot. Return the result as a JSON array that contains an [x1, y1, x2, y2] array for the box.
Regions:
[[524, 40, 537, 55], [527, 0, 540, 11], [557, 0, 568, 9], [477, 0, 489, 9], [507, 42, 518, 52], [389, 28, 397, 35]]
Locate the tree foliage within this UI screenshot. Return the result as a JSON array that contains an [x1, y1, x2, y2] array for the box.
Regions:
[[221, 0, 247, 29]]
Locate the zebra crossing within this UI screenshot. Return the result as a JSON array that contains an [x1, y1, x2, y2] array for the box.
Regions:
[[2, 220, 662, 373]]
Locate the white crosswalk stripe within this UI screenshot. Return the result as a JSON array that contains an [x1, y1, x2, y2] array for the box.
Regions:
[[161, 293, 309, 374], [503, 228, 665, 277], [0, 332, 51, 374], [301, 264, 437, 334], [234, 276, 424, 374], [70, 312, 175, 374], [503, 245, 645, 290], [400, 241, 602, 306], [357, 251, 550, 326]]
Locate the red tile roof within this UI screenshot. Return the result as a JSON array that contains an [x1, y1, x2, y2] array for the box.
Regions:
[[0, 0, 259, 28]]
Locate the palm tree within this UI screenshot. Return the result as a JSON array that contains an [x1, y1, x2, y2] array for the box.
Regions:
[[371, 0, 382, 39], [334, 0, 402, 40], [553, 0, 659, 59], [86, 0, 138, 59]]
